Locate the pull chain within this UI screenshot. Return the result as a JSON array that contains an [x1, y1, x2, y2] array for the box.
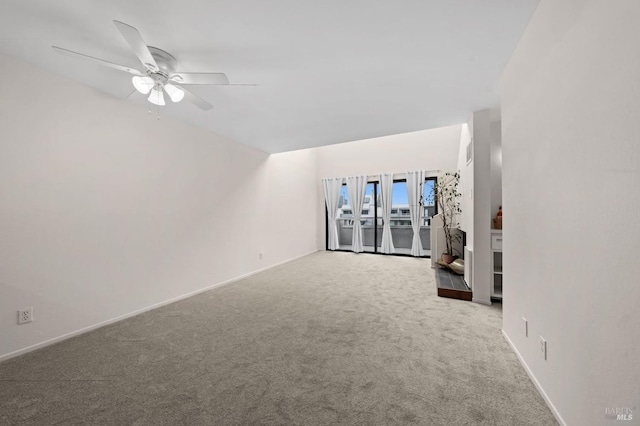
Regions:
[[144, 83, 162, 120]]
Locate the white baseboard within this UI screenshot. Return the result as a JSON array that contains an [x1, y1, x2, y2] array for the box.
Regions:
[[502, 330, 567, 426], [0, 249, 319, 363]]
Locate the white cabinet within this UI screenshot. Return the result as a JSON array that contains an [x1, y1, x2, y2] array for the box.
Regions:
[[491, 230, 503, 299]]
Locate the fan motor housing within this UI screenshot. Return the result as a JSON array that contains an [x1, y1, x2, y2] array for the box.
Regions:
[[148, 46, 177, 76]]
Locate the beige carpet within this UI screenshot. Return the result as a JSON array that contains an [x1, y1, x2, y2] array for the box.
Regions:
[[0, 251, 557, 425]]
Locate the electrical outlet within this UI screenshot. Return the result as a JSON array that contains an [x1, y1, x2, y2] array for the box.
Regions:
[[523, 317, 528, 337], [540, 336, 547, 360], [18, 307, 33, 324]]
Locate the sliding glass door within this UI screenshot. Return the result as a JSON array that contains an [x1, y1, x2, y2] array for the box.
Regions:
[[376, 181, 409, 253], [361, 183, 376, 253], [331, 177, 436, 257], [336, 183, 375, 252]]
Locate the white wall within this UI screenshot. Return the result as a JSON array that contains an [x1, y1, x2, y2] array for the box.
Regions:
[[501, 1, 640, 424], [469, 110, 492, 305], [457, 123, 473, 236], [316, 125, 461, 179], [489, 120, 502, 220], [264, 148, 320, 261], [456, 123, 473, 284], [0, 53, 318, 360]]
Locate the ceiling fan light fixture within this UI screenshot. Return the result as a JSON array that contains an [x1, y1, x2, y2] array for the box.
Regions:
[[148, 87, 165, 106], [54, 21, 230, 112], [132, 75, 154, 94], [164, 84, 185, 103]]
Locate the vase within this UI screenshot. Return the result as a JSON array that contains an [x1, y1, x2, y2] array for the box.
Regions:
[[493, 216, 502, 229], [441, 253, 456, 264]]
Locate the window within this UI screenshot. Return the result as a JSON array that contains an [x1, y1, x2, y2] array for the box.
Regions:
[[423, 178, 437, 225], [328, 176, 437, 257], [336, 183, 375, 251], [381, 180, 414, 252]]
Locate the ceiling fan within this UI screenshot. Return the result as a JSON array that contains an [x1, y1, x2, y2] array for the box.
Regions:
[[53, 20, 236, 111]]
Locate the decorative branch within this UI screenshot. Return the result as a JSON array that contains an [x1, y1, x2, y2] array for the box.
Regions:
[[433, 172, 462, 257]]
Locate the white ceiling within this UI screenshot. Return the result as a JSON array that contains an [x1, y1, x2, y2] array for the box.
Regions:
[[0, 1, 539, 153]]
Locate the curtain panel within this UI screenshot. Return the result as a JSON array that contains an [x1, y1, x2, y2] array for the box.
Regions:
[[406, 170, 425, 256], [322, 178, 343, 250], [379, 173, 395, 254], [346, 176, 368, 253]]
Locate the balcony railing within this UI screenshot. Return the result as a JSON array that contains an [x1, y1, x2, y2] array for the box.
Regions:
[[335, 218, 431, 255]]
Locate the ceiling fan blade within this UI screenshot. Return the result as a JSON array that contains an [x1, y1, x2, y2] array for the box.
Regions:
[[169, 72, 230, 85], [180, 86, 213, 111], [113, 20, 158, 72], [223, 83, 258, 86], [52, 46, 144, 76]]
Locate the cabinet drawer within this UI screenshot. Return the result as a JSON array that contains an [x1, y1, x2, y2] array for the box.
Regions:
[[491, 235, 503, 250]]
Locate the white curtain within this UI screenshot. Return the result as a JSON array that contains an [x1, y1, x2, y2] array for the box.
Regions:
[[407, 170, 425, 257], [346, 176, 368, 253], [379, 173, 395, 254], [322, 178, 343, 250]]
